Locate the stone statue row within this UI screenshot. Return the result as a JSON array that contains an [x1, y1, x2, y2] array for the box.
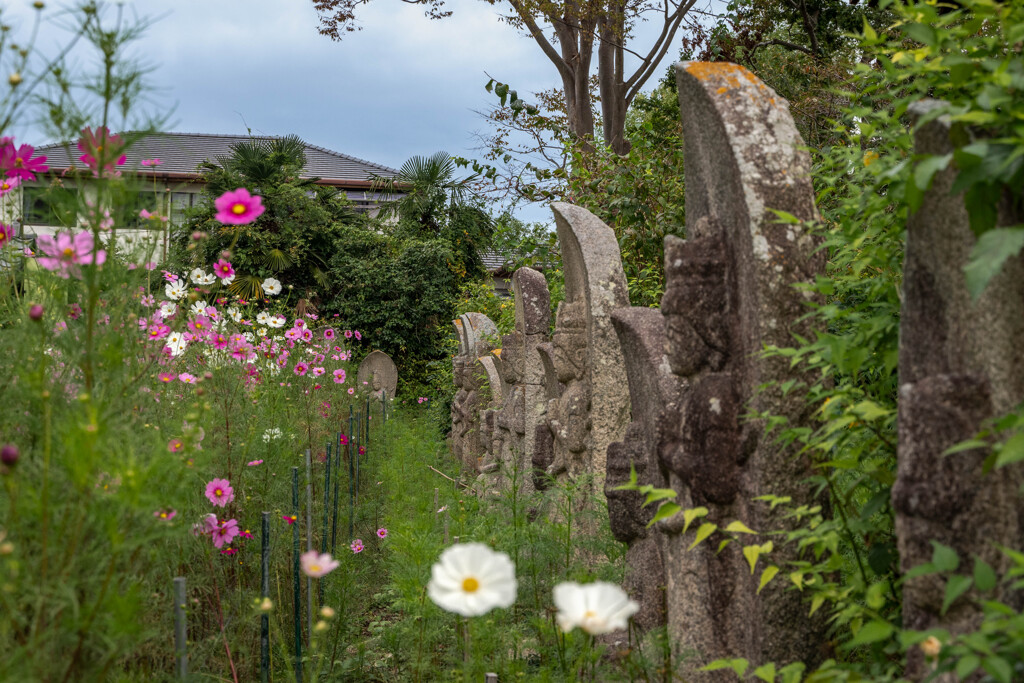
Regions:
[[449, 61, 1024, 680]]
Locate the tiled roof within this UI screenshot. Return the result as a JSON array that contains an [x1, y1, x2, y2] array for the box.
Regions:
[[35, 132, 399, 183], [480, 249, 511, 272]]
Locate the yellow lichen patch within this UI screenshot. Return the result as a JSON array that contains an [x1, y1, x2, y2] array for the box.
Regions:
[[685, 62, 767, 101], [716, 86, 728, 94]]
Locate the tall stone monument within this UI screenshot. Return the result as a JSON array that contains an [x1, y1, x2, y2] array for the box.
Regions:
[[451, 312, 499, 474], [605, 308, 682, 633], [540, 203, 631, 485], [655, 62, 827, 676], [357, 350, 398, 399], [893, 101, 1024, 681]]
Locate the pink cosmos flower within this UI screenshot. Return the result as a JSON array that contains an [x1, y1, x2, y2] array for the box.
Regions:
[[35, 231, 107, 279], [282, 515, 297, 525], [139, 209, 168, 223], [0, 222, 13, 248], [354, 330, 362, 340], [350, 539, 364, 554], [147, 324, 170, 341], [194, 513, 219, 536], [158, 372, 175, 383], [358, 446, 366, 456], [154, 509, 178, 521], [301, 329, 313, 342], [141, 158, 162, 166], [0, 176, 20, 195], [211, 333, 229, 350], [141, 294, 155, 307], [213, 258, 235, 280], [205, 478, 234, 507], [324, 329, 335, 340], [188, 316, 211, 335], [212, 519, 240, 548], [312, 366, 325, 377], [293, 318, 306, 329], [247, 459, 263, 466], [178, 373, 197, 384], [221, 547, 238, 556], [344, 330, 353, 339], [339, 434, 349, 446], [0, 142, 48, 180], [347, 387, 355, 395], [162, 270, 178, 282], [376, 528, 388, 539], [168, 438, 183, 453], [77, 126, 126, 177], [301, 550, 340, 577], [68, 303, 82, 319], [284, 328, 301, 341], [214, 188, 265, 225], [294, 362, 309, 376]]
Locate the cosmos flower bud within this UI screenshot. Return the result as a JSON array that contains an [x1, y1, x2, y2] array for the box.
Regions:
[[1, 443, 19, 467], [29, 304, 43, 320], [9, 72, 22, 87]]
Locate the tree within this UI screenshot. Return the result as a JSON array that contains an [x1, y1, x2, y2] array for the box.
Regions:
[[311, 0, 698, 155]]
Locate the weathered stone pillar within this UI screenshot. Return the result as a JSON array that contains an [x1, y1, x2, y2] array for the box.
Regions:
[[893, 101, 1024, 681], [540, 203, 630, 487], [656, 62, 827, 677]]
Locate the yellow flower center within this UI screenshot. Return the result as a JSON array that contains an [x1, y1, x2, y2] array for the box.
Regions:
[[231, 203, 246, 215], [215, 488, 223, 496], [2, 183, 9, 190], [160, 512, 168, 518], [14, 157, 23, 167], [310, 564, 321, 573], [584, 610, 596, 619], [63, 247, 74, 259], [462, 577, 480, 593]]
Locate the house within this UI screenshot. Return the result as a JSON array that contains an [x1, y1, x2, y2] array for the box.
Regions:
[[3, 132, 400, 258]]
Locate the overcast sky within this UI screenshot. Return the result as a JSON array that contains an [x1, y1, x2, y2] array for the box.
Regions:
[[6, 0, 706, 224]]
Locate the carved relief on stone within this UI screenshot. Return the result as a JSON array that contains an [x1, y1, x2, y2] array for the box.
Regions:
[[357, 350, 398, 399], [650, 62, 827, 677]]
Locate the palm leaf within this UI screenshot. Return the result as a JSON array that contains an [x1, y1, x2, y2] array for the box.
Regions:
[[264, 248, 292, 272], [229, 274, 264, 302]]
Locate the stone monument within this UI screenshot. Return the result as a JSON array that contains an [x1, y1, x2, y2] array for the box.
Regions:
[[357, 350, 397, 399]]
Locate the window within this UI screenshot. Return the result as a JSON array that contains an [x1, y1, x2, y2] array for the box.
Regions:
[[22, 185, 78, 227]]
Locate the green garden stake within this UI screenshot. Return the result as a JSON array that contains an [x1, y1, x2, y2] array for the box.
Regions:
[[304, 449, 314, 641], [173, 576, 187, 680], [348, 409, 355, 541], [365, 396, 370, 446], [320, 441, 332, 607], [291, 467, 303, 683], [354, 411, 361, 507], [331, 432, 341, 554], [261, 511, 270, 683]]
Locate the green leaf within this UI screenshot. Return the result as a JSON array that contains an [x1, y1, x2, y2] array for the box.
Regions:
[[753, 662, 776, 682], [769, 208, 801, 224], [702, 659, 749, 677], [974, 557, 997, 592], [995, 431, 1024, 468], [956, 654, 980, 678], [758, 566, 779, 594], [649, 502, 681, 527], [943, 439, 989, 456], [724, 520, 758, 535], [809, 594, 825, 616], [682, 506, 709, 533], [962, 225, 1019, 296], [789, 571, 804, 590], [903, 22, 938, 46], [689, 523, 718, 550], [848, 620, 894, 646], [932, 541, 961, 572], [941, 575, 973, 615], [982, 656, 1013, 683], [913, 153, 952, 192], [743, 542, 773, 574]]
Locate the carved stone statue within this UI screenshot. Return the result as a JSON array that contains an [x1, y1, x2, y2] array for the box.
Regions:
[[357, 350, 398, 399], [653, 62, 827, 677]]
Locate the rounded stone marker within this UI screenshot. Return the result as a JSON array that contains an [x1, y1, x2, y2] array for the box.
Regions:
[[357, 350, 398, 398]]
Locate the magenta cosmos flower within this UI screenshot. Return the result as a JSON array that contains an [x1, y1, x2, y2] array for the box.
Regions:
[[212, 519, 240, 548], [35, 231, 107, 279], [214, 188, 265, 225], [77, 126, 126, 176], [339, 434, 349, 446], [0, 223, 13, 248], [332, 368, 346, 384], [294, 361, 309, 376], [324, 328, 335, 340], [168, 439, 183, 453], [0, 142, 48, 181], [213, 258, 235, 280], [376, 528, 388, 539], [154, 509, 178, 521], [301, 550, 340, 577], [350, 539, 364, 554], [205, 478, 235, 507], [0, 176, 20, 196]]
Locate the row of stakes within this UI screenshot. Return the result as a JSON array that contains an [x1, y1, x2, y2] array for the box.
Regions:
[[172, 391, 389, 682]]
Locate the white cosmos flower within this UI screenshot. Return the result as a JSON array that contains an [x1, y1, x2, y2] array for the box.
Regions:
[[256, 311, 271, 325], [190, 268, 208, 284], [262, 277, 282, 296], [268, 315, 286, 329], [427, 543, 517, 617], [552, 582, 639, 635], [165, 331, 188, 357], [189, 301, 208, 316], [229, 307, 243, 323], [220, 273, 235, 286], [159, 301, 177, 317], [256, 327, 267, 338], [165, 281, 187, 300]]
